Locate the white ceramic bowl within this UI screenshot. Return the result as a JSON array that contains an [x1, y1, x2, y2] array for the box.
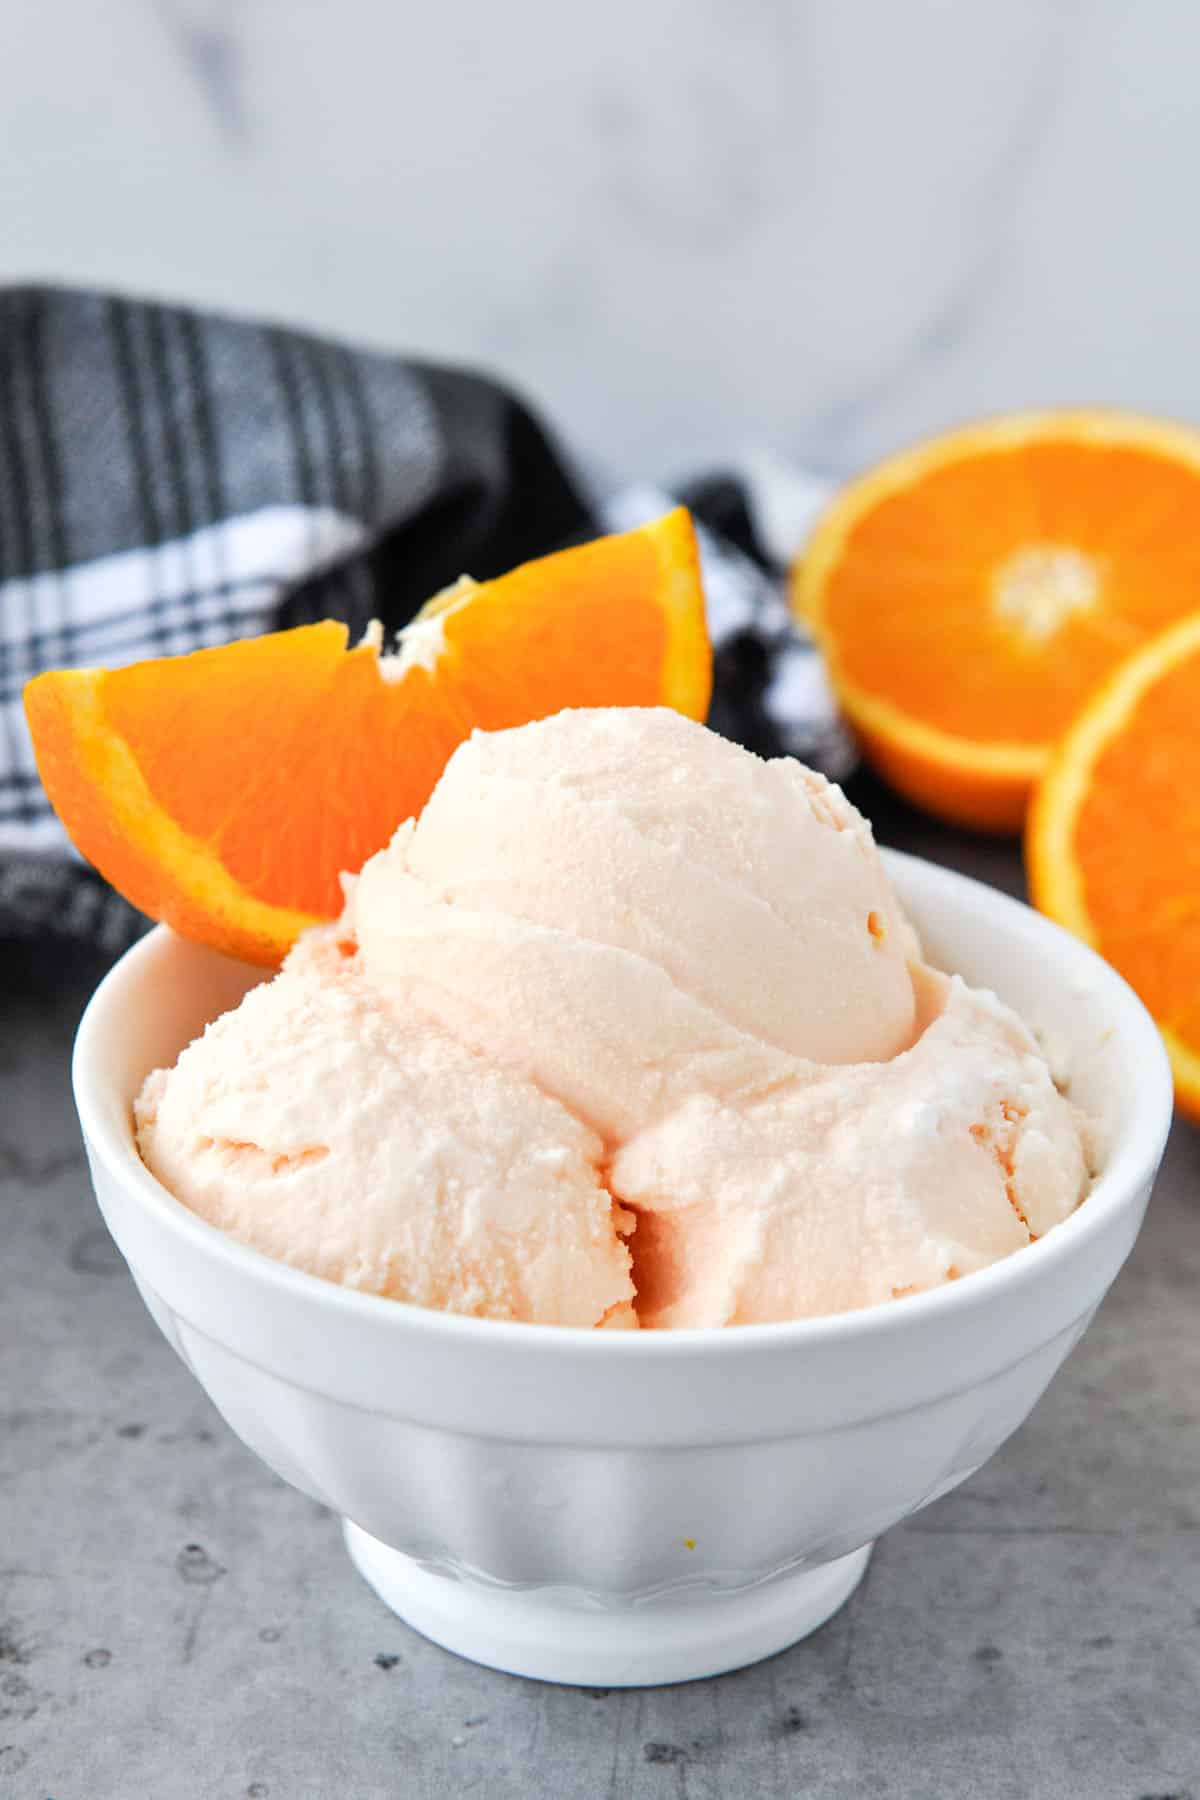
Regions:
[[73, 852, 1174, 1687]]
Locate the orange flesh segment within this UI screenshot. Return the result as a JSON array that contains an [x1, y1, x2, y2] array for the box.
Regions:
[[97, 623, 458, 918], [822, 441, 1200, 749], [428, 523, 698, 734], [1071, 649, 1200, 1045]]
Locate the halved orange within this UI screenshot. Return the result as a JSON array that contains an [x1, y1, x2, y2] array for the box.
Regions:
[[793, 411, 1200, 831], [1028, 609, 1200, 1119], [24, 508, 710, 966]]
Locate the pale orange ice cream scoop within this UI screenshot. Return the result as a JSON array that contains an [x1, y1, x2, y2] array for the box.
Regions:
[[613, 969, 1089, 1326], [135, 927, 635, 1327], [353, 708, 919, 1142]]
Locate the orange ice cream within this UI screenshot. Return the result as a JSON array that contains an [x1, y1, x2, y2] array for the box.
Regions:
[[136, 708, 1091, 1327]]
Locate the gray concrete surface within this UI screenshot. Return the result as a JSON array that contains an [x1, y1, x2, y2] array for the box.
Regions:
[[3, 806, 1198, 1799]]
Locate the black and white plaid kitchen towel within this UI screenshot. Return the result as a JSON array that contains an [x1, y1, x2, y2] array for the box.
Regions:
[[0, 285, 847, 954]]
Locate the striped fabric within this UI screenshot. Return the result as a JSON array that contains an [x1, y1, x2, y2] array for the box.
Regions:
[[0, 286, 846, 953]]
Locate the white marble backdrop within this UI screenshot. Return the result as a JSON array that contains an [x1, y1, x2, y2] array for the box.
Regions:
[[1, 0, 1194, 478]]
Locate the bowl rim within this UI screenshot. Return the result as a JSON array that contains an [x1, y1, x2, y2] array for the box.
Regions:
[[73, 848, 1175, 1359]]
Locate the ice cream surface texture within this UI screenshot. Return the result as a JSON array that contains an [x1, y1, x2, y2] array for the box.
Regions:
[[135, 707, 1091, 1328]]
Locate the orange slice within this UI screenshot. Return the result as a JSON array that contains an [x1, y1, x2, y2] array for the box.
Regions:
[[1028, 609, 1200, 1118], [793, 411, 1200, 831], [24, 508, 710, 966]]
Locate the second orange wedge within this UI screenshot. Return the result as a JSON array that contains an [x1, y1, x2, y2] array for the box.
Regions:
[[24, 508, 710, 965]]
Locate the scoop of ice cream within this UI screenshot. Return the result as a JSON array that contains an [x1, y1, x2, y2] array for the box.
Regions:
[[135, 928, 635, 1327], [612, 969, 1092, 1326], [354, 708, 918, 1142]]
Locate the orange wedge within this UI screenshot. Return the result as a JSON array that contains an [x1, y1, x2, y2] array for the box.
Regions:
[[1028, 610, 1200, 1118], [793, 411, 1200, 831], [24, 508, 710, 965]]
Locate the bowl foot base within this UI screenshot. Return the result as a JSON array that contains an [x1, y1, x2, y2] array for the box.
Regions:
[[343, 1521, 872, 1687]]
